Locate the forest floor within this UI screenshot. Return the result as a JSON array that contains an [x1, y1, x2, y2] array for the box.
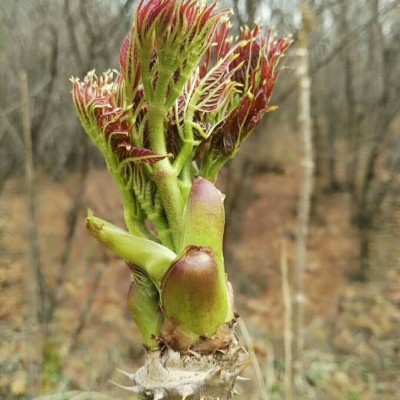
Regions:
[[0, 167, 399, 399]]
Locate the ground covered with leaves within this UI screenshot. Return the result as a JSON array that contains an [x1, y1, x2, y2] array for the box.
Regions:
[[0, 166, 399, 399]]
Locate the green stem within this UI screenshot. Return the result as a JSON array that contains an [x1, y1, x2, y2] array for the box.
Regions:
[[148, 106, 184, 250], [144, 202, 175, 250], [173, 138, 195, 176], [178, 160, 193, 203], [148, 105, 168, 155], [112, 167, 144, 237], [150, 215, 174, 249], [83, 121, 145, 238], [204, 155, 229, 183], [173, 102, 196, 176], [153, 161, 184, 251]]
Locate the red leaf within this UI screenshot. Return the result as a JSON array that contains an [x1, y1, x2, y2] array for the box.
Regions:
[[121, 146, 169, 164], [120, 32, 132, 74]]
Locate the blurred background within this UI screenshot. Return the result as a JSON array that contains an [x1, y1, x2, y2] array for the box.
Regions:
[[0, 0, 399, 399]]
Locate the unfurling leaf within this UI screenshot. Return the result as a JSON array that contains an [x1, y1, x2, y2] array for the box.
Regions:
[[179, 178, 225, 259], [86, 214, 176, 284], [209, 28, 292, 157]]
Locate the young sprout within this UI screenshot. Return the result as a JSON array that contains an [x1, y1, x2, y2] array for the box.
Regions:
[[71, 0, 290, 353]]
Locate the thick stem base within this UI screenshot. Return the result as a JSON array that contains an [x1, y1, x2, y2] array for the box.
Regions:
[[115, 344, 248, 399]]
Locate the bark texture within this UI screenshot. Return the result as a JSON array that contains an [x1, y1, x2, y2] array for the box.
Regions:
[[116, 344, 248, 399]]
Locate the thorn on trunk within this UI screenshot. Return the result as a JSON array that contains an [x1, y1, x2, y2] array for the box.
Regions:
[[236, 375, 251, 381], [108, 380, 140, 393], [115, 367, 136, 382], [153, 389, 166, 400]]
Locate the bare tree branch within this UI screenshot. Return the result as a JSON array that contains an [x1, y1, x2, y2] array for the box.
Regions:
[[31, 25, 59, 150], [21, 70, 45, 396], [276, 0, 400, 104], [59, 258, 105, 374], [232, 0, 244, 27], [64, 0, 85, 70], [49, 138, 91, 318]]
